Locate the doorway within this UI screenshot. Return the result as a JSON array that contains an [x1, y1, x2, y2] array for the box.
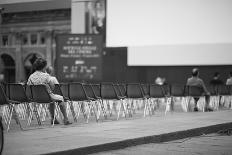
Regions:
[[0, 54, 16, 83]]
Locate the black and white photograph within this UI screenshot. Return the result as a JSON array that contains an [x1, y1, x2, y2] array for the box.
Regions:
[[0, 0, 232, 155]]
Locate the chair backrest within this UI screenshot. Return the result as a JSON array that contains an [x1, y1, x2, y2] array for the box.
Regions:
[[126, 83, 144, 98], [118, 84, 126, 96], [170, 84, 186, 97], [113, 84, 124, 97], [101, 83, 118, 99], [218, 85, 230, 96], [25, 85, 33, 100], [92, 84, 101, 97], [7, 83, 29, 102], [187, 85, 204, 97], [149, 84, 165, 98], [0, 84, 9, 105], [30, 85, 52, 103], [141, 83, 150, 96], [0, 82, 7, 96], [69, 83, 89, 101], [83, 84, 96, 99], [59, 83, 69, 98], [53, 84, 63, 96], [207, 85, 218, 96]]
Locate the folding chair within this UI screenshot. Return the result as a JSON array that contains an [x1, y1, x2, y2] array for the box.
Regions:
[[101, 82, 126, 120], [149, 84, 170, 115], [141, 83, 150, 97], [114, 83, 132, 117], [7, 83, 41, 127], [30, 85, 61, 126], [118, 84, 126, 96], [218, 85, 231, 109], [0, 84, 23, 132], [7, 83, 29, 120], [69, 82, 98, 123], [90, 84, 107, 119], [92, 84, 101, 97], [170, 84, 188, 112], [83, 84, 107, 120], [126, 83, 149, 117]]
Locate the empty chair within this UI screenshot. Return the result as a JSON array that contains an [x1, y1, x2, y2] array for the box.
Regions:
[[0, 84, 23, 132], [92, 84, 101, 98], [170, 84, 188, 112], [141, 83, 150, 97], [83, 84, 106, 120], [69, 82, 99, 123], [101, 82, 126, 120], [126, 83, 149, 117], [118, 84, 126, 96], [149, 84, 170, 115], [7, 83, 41, 126], [7, 83, 31, 120]]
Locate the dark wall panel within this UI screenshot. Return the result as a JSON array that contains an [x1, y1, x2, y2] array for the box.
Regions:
[[103, 47, 232, 84]]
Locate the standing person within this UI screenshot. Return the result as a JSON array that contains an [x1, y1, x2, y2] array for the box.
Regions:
[[226, 72, 232, 85], [186, 68, 212, 112], [27, 58, 71, 125], [210, 72, 224, 86]]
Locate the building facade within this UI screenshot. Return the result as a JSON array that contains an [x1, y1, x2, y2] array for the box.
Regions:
[[0, 8, 71, 83]]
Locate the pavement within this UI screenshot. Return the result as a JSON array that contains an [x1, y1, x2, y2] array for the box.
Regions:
[[2, 102, 232, 155], [92, 133, 232, 155]]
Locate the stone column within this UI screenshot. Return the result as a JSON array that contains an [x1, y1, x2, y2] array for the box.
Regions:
[[15, 45, 24, 82], [45, 31, 52, 67]]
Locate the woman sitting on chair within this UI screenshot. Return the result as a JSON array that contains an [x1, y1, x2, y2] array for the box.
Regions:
[[27, 57, 71, 125]]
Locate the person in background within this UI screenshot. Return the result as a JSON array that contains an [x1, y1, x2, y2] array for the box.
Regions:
[[186, 68, 212, 112], [226, 72, 232, 85], [210, 72, 224, 86], [27, 58, 71, 125], [155, 77, 166, 85], [46, 66, 59, 90]]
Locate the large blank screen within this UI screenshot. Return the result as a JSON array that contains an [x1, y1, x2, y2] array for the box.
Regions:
[[107, 0, 232, 66]]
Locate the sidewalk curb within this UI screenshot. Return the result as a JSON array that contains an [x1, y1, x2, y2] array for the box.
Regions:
[[43, 122, 232, 155]]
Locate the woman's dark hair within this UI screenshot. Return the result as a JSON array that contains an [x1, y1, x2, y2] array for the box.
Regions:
[[32, 57, 47, 71]]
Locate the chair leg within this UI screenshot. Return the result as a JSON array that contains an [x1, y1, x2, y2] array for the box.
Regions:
[[143, 99, 148, 117], [27, 103, 34, 126], [7, 104, 23, 132], [2, 106, 10, 126], [117, 100, 122, 120], [90, 101, 99, 122], [165, 97, 172, 115], [100, 99, 107, 119], [34, 104, 42, 126], [6, 105, 13, 132], [69, 101, 78, 122]]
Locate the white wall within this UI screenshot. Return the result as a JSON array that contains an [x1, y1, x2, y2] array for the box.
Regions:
[[107, 0, 232, 65]]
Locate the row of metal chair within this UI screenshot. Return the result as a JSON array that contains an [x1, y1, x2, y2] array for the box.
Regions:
[[0, 82, 231, 131]]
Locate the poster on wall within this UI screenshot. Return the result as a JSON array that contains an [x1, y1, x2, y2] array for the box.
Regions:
[[56, 34, 103, 82], [86, 0, 106, 42]]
